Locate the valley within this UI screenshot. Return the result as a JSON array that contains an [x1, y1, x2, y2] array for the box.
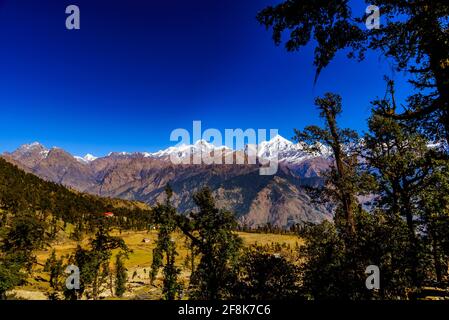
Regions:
[[14, 229, 301, 300], [2, 136, 333, 228]]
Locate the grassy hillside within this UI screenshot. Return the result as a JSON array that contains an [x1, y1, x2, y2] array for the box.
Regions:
[[0, 157, 152, 229], [1, 157, 302, 300], [14, 229, 301, 300]]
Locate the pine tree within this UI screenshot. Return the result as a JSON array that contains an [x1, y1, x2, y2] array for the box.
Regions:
[[178, 187, 242, 300], [114, 253, 128, 298], [44, 250, 64, 300], [0, 211, 46, 299], [150, 185, 182, 299], [232, 246, 301, 300], [294, 93, 361, 234], [66, 224, 128, 300], [363, 92, 438, 288], [162, 240, 182, 300], [420, 161, 449, 285], [0, 258, 24, 300]]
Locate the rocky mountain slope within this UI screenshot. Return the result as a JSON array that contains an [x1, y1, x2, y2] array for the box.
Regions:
[[2, 136, 334, 228]]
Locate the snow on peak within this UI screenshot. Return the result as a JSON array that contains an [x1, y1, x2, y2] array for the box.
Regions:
[[28, 141, 43, 147], [107, 151, 131, 157], [151, 139, 231, 159], [257, 135, 295, 159], [148, 135, 331, 164], [83, 154, 98, 162], [27, 135, 333, 166], [75, 153, 98, 163], [19, 142, 46, 151], [194, 139, 214, 150], [252, 135, 334, 163], [15, 142, 50, 159], [260, 134, 293, 149], [194, 139, 225, 151], [268, 134, 292, 144]]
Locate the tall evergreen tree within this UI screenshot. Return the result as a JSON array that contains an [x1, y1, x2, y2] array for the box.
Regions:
[[0, 211, 46, 299], [363, 90, 438, 287], [294, 93, 361, 234], [114, 253, 128, 298], [150, 185, 182, 300], [161, 241, 182, 300], [66, 224, 128, 300], [232, 246, 301, 300], [178, 187, 242, 300], [44, 250, 65, 300]]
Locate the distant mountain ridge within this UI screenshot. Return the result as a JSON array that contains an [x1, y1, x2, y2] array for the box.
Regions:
[[2, 135, 334, 228]]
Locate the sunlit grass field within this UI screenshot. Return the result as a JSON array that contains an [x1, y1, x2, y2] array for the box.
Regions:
[[14, 230, 301, 300]]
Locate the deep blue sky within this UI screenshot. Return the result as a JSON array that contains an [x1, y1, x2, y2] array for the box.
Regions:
[[0, 0, 413, 157]]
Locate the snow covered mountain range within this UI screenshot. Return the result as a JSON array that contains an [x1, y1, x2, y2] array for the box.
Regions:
[[2, 135, 334, 228], [26, 134, 331, 165]]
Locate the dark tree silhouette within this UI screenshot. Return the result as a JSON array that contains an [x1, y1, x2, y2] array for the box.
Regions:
[[258, 1, 449, 145]]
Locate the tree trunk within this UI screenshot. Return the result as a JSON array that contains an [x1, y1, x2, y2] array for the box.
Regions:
[[424, 11, 449, 145], [324, 107, 355, 234], [403, 195, 419, 287], [429, 220, 443, 284], [109, 268, 114, 297]]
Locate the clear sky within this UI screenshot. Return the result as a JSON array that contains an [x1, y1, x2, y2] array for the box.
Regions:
[[0, 0, 413, 157]]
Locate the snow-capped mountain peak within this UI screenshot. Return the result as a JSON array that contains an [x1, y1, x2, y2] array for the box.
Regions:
[[148, 135, 330, 164], [84, 154, 97, 162], [24, 141, 43, 148], [14, 142, 50, 159], [194, 139, 215, 150], [151, 139, 232, 159], [18, 142, 46, 152], [9, 135, 333, 168], [258, 135, 293, 154], [266, 134, 293, 145], [74, 153, 98, 163], [107, 151, 132, 157]]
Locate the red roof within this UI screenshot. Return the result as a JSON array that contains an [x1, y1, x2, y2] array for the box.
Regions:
[[103, 212, 114, 217]]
